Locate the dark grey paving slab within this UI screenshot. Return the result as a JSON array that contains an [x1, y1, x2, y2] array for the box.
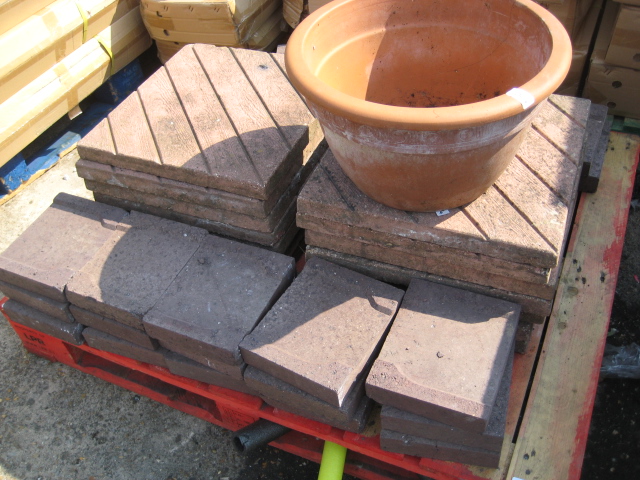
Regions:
[[82, 328, 167, 367], [0, 280, 74, 323], [240, 257, 404, 407], [244, 366, 374, 433], [92, 192, 299, 253], [379, 430, 501, 468], [143, 234, 295, 366], [0, 193, 127, 302], [380, 350, 513, 453], [579, 103, 612, 193], [2, 299, 84, 345], [65, 211, 208, 330], [70, 305, 158, 351], [164, 351, 255, 395], [366, 278, 519, 433], [156, 337, 245, 380]]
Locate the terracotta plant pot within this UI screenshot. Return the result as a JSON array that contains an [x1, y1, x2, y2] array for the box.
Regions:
[[285, 0, 572, 211]]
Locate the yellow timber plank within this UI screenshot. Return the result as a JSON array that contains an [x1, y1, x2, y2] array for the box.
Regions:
[[0, 8, 151, 169], [508, 132, 640, 480]]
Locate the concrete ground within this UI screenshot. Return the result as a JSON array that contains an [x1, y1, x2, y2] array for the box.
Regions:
[[0, 150, 326, 480]]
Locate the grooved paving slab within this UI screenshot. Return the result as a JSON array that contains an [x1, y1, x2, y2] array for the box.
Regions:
[[76, 156, 320, 221], [143, 234, 295, 366], [306, 246, 552, 317], [380, 351, 514, 453], [65, 211, 208, 330], [3, 300, 84, 345], [82, 328, 167, 367], [84, 179, 295, 234], [298, 96, 587, 271], [0, 193, 127, 302], [305, 230, 559, 300], [91, 193, 300, 253], [244, 366, 374, 433], [366, 279, 519, 433], [164, 351, 255, 395], [77, 44, 323, 202], [240, 257, 404, 407], [70, 305, 158, 351]]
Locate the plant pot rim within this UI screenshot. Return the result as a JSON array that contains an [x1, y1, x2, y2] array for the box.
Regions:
[[285, 0, 572, 131]]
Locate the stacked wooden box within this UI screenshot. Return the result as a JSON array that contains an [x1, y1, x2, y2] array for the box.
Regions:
[[299, 96, 590, 328], [76, 45, 325, 253], [141, 0, 286, 63], [584, 0, 640, 119], [0, 0, 151, 171]]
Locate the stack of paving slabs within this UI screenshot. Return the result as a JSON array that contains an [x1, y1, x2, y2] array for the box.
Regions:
[[240, 257, 404, 432], [0, 194, 127, 346], [77, 44, 325, 253], [299, 95, 591, 323], [140, 0, 285, 63], [366, 278, 519, 467], [0, 193, 297, 394]]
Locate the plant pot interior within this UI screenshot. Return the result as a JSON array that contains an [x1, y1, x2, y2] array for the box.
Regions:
[[308, 0, 554, 108]]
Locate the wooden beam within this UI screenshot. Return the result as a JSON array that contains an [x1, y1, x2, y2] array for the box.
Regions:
[[0, 8, 151, 168]]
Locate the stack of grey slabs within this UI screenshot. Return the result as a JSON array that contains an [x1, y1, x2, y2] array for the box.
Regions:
[[240, 257, 404, 432], [77, 45, 326, 253], [0, 193, 127, 345], [143, 234, 295, 394], [366, 278, 519, 467], [65, 210, 210, 368], [298, 96, 591, 320]]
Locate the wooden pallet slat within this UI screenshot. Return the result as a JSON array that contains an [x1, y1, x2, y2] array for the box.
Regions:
[[507, 132, 640, 480]]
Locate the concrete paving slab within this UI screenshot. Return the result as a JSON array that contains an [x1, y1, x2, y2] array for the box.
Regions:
[[0, 193, 127, 302], [379, 429, 501, 468], [3, 299, 84, 345], [82, 328, 167, 367], [156, 337, 247, 379], [143, 235, 294, 366], [77, 46, 323, 202], [0, 280, 74, 323], [70, 305, 158, 351], [164, 351, 256, 395], [366, 278, 519, 433], [380, 350, 513, 452], [244, 366, 373, 433], [77, 142, 325, 219], [65, 211, 208, 330], [92, 192, 299, 253], [305, 246, 553, 317], [84, 179, 296, 233], [240, 257, 404, 407]]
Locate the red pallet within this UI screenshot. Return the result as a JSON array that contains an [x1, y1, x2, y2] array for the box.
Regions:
[[1, 295, 540, 480]]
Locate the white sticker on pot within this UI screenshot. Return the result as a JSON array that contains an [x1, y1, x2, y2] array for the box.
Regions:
[[436, 210, 450, 216], [506, 88, 535, 109]]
